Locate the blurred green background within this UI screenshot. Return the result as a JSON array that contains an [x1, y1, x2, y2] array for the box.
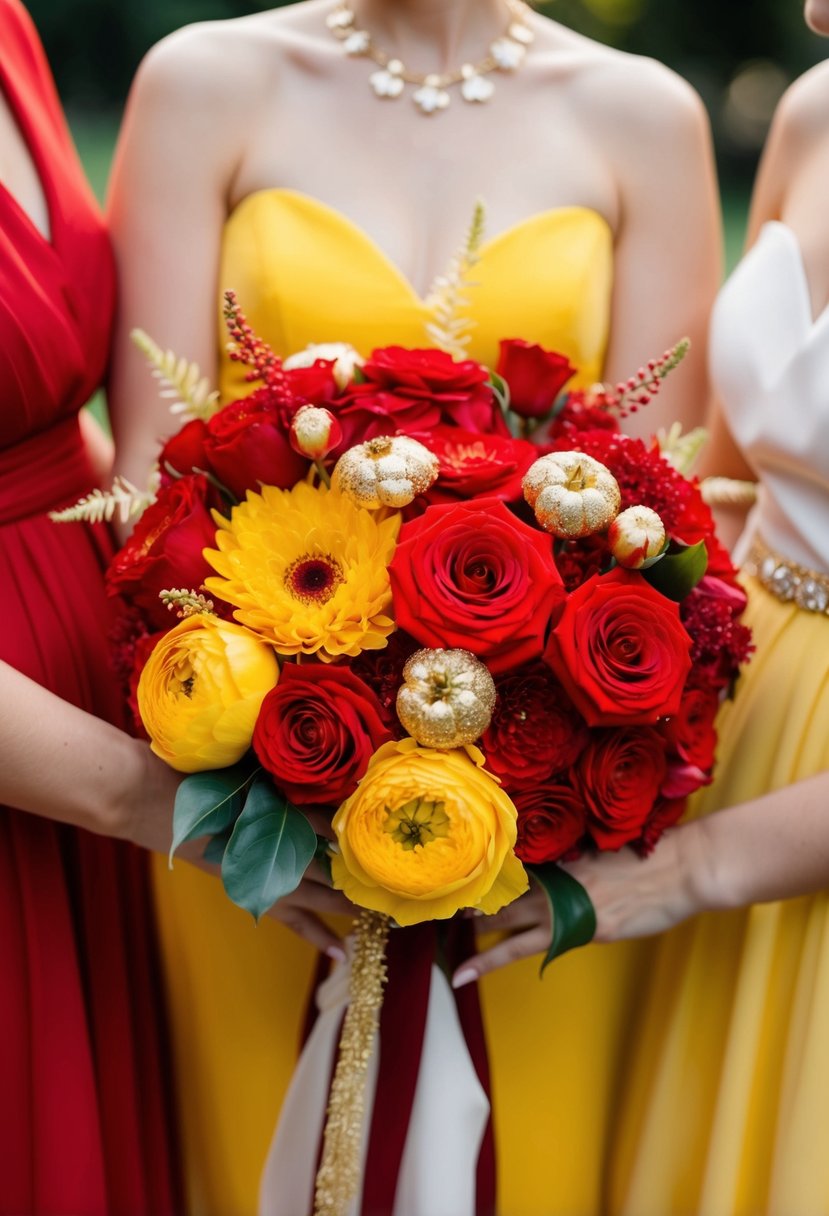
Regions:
[[26, 0, 829, 268]]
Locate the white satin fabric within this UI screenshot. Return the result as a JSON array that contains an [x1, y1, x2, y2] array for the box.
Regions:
[[259, 945, 490, 1216], [710, 221, 829, 572]]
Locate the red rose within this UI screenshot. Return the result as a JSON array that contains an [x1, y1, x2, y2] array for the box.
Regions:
[[355, 346, 508, 435], [412, 426, 536, 509], [253, 665, 392, 806], [285, 362, 340, 407], [204, 389, 307, 499], [514, 782, 587, 864], [577, 728, 668, 849], [482, 663, 588, 791], [107, 475, 218, 628], [389, 498, 564, 674], [159, 418, 209, 480], [662, 685, 719, 771], [496, 339, 576, 420], [545, 568, 693, 727]]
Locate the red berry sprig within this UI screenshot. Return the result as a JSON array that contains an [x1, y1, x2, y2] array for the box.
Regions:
[[223, 291, 292, 407], [591, 338, 691, 419]]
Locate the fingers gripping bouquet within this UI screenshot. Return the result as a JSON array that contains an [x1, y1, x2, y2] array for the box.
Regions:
[[58, 274, 751, 1212]]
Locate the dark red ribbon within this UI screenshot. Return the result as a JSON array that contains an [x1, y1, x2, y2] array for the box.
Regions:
[[303, 923, 495, 1215]]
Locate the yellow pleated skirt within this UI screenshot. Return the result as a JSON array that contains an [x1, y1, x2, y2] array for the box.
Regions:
[[153, 862, 652, 1215], [609, 575, 829, 1216]]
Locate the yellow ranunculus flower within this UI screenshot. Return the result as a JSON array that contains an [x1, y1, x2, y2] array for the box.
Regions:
[[137, 615, 278, 773], [331, 738, 528, 926]]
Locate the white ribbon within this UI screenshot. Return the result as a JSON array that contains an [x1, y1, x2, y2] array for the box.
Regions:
[[259, 951, 490, 1216]]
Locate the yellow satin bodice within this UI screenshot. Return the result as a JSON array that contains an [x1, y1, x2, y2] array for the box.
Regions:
[[156, 190, 635, 1216], [218, 188, 613, 399]]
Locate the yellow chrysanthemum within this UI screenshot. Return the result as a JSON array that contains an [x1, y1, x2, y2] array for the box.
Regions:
[[203, 482, 401, 661], [137, 614, 279, 773], [331, 738, 528, 926]]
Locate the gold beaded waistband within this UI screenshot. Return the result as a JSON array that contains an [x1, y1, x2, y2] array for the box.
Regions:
[[746, 536, 829, 615]]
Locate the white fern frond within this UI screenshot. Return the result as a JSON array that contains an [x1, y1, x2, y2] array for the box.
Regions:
[[132, 328, 220, 421], [50, 475, 157, 525], [425, 200, 486, 358], [701, 477, 758, 507], [657, 423, 709, 475]]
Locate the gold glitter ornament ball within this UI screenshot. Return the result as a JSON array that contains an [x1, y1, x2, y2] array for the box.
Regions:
[[396, 648, 497, 748], [333, 435, 439, 510], [523, 450, 621, 538]]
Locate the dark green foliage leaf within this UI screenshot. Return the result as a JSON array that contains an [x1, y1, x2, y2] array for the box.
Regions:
[[221, 777, 317, 921], [642, 540, 708, 601], [202, 828, 233, 865], [170, 764, 256, 864], [530, 864, 597, 976]]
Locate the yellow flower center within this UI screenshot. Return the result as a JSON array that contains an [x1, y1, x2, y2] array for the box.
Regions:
[[565, 462, 594, 492], [283, 553, 344, 606], [384, 798, 451, 851]]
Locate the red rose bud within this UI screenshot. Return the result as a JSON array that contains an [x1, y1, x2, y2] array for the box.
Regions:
[[290, 405, 342, 460], [496, 339, 576, 420], [608, 505, 666, 569]]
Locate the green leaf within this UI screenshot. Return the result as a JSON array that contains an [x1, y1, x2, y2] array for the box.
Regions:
[[221, 777, 317, 921], [530, 864, 597, 976], [642, 540, 708, 601], [202, 828, 233, 865], [313, 836, 333, 885], [170, 764, 256, 865], [487, 371, 511, 415]]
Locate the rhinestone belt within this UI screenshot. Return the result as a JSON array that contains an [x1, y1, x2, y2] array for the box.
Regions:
[[746, 536, 829, 615]]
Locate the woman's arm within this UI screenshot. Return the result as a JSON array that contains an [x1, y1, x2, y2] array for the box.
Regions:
[[0, 659, 178, 851], [593, 63, 722, 438], [453, 771, 829, 987], [106, 27, 249, 490]]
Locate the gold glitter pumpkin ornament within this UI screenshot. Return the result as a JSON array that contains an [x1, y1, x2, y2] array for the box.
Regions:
[[333, 435, 439, 509], [523, 450, 621, 538], [396, 648, 496, 748]]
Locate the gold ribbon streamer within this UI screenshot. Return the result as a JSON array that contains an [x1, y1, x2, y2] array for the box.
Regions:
[[314, 910, 391, 1216]]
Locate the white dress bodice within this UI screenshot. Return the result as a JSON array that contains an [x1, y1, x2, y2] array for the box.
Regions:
[[710, 221, 829, 573]]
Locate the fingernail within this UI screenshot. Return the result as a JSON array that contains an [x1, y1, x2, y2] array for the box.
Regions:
[[326, 946, 347, 964], [452, 967, 478, 990]]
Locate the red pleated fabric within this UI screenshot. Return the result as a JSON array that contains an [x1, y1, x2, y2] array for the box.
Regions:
[[0, 2, 180, 1212]]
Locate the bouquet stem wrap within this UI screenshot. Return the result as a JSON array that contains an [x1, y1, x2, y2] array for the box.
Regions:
[[314, 910, 391, 1216]]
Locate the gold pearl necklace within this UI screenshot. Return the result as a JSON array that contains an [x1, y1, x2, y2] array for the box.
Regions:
[[326, 1, 534, 115]]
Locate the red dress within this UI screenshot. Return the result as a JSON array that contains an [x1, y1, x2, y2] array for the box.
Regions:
[[0, 2, 180, 1211]]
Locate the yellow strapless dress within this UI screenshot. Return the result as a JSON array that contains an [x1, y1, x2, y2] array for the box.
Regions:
[[153, 190, 651, 1215]]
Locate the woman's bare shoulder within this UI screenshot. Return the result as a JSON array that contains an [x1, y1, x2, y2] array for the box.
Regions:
[[130, 3, 331, 111], [772, 60, 829, 143]]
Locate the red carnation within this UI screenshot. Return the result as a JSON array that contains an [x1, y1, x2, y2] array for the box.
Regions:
[[636, 796, 687, 856], [413, 426, 536, 509], [389, 498, 564, 674], [482, 663, 588, 791], [253, 665, 392, 806], [514, 782, 588, 864], [577, 728, 668, 849], [545, 568, 693, 727], [497, 339, 576, 420], [351, 631, 420, 736], [106, 474, 218, 629]]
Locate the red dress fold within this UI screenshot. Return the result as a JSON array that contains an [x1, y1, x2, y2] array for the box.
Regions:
[[0, 2, 180, 1211]]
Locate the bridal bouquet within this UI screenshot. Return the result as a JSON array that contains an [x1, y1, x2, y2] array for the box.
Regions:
[[57, 289, 751, 1215]]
